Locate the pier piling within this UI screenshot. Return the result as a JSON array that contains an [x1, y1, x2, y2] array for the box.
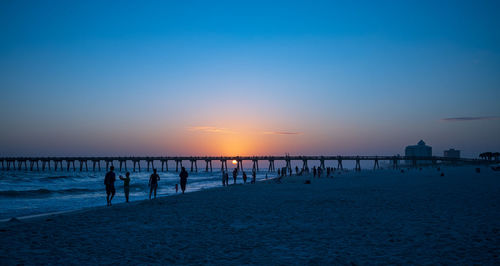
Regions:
[[373, 157, 380, 170], [337, 157, 343, 170], [160, 160, 167, 172]]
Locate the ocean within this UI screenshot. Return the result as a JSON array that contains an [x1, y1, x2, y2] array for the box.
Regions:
[[0, 159, 386, 220], [0, 168, 273, 220]]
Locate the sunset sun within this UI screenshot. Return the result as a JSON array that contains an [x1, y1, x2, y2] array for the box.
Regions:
[[232, 160, 237, 165]]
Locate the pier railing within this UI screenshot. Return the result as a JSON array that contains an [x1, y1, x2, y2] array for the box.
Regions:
[[0, 155, 495, 172]]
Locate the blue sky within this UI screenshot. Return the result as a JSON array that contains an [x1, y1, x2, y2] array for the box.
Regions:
[[1, 0, 499, 157]]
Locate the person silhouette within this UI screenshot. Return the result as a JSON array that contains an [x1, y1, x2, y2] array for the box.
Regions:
[[118, 171, 131, 203], [252, 170, 256, 184], [179, 167, 188, 194], [242, 171, 247, 184], [104, 166, 116, 206], [232, 168, 237, 184], [149, 169, 160, 199]]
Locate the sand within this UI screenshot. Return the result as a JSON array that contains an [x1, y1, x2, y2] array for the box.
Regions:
[[0, 166, 499, 265]]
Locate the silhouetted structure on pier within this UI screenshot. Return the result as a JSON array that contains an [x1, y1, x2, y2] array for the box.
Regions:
[[0, 155, 493, 173]]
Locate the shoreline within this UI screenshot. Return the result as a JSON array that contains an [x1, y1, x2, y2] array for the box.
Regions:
[[0, 175, 281, 224], [0, 169, 280, 221]]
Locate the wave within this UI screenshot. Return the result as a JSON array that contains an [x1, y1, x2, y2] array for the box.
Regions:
[[41, 175, 73, 180], [0, 183, 153, 198], [0, 188, 95, 198]]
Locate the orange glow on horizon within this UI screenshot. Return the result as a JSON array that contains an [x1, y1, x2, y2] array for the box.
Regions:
[[154, 123, 317, 156]]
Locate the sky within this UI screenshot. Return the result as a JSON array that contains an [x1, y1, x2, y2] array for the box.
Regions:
[[0, 0, 499, 157]]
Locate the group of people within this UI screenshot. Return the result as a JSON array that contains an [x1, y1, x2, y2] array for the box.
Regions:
[[312, 166, 336, 178], [103, 164, 333, 205], [275, 165, 337, 179], [221, 168, 257, 186], [103, 166, 189, 206]]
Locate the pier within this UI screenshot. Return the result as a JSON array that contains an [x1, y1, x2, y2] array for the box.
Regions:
[[0, 156, 493, 172]]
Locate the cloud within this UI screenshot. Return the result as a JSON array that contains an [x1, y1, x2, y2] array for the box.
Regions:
[[189, 126, 302, 136], [188, 126, 234, 134], [263, 131, 302, 135], [441, 116, 500, 122]]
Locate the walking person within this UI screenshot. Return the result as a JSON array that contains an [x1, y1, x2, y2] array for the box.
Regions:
[[242, 171, 247, 184], [252, 170, 256, 184], [222, 170, 226, 186], [232, 168, 237, 184], [104, 166, 116, 206], [313, 166, 317, 178], [179, 167, 188, 194], [149, 169, 160, 199], [118, 171, 131, 203], [225, 172, 229, 186]]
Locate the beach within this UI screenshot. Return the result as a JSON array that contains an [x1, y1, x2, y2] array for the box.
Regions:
[[0, 169, 272, 220], [1, 166, 499, 265]]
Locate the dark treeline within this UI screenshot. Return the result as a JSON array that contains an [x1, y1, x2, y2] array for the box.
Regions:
[[479, 152, 500, 161]]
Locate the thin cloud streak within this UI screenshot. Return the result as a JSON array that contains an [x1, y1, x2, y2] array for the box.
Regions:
[[441, 116, 500, 122], [189, 127, 302, 135], [263, 131, 303, 135], [188, 126, 235, 134]]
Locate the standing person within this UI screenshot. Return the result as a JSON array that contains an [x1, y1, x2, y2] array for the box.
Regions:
[[222, 171, 226, 186], [118, 172, 131, 203], [252, 170, 256, 184], [149, 169, 160, 199], [277, 168, 281, 176], [225, 172, 229, 186], [232, 168, 237, 184], [179, 167, 188, 194], [104, 166, 116, 206], [242, 171, 247, 184], [313, 166, 317, 178]]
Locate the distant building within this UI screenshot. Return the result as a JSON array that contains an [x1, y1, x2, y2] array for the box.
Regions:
[[444, 149, 460, 159], [405, 140, 432, 163]]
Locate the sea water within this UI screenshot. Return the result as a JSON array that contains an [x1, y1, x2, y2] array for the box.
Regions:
[[0, 168, 273, 220], [0, 159, 379, 220]]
